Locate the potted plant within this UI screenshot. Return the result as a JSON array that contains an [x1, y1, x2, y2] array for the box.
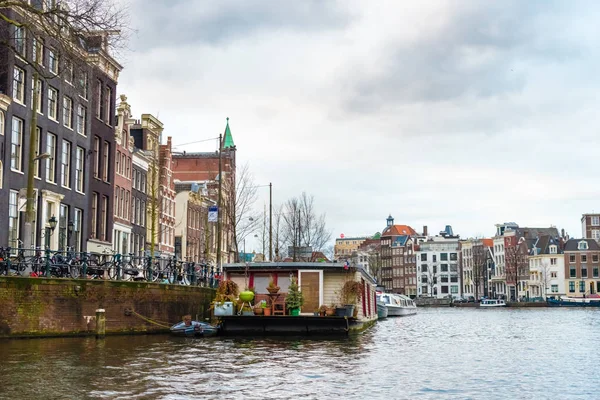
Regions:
[[263, 299, 272, 316], [212, 280, 239, 316], [254, 299, 266, 316], [326, 305, 336, 316], [285, 277, 304, 316], [267, 275, 280, 294], [318, 305, 328, 317], [338, 280, 363, 317]]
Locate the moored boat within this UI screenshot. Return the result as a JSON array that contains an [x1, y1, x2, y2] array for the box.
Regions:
[[377, 301, 388, 319], [377, 292, 417, 316], [479, 299, 506, 308], [547, 296, 600, 307], [170, 320, 219, 337]]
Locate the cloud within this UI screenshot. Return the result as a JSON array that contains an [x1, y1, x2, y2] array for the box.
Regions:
[[129, 0, 352, 49]]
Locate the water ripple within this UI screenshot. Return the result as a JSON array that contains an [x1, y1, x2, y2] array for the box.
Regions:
[[1, 308, 600, 399]]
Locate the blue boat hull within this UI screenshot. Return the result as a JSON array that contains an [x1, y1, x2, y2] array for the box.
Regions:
[[547, 299, 600, 307], [170, 321, 219, 337]]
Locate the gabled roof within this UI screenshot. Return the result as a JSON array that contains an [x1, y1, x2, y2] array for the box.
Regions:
[[393, 235, 410, 246], [515, 227, 559, 240], [481, 239, 494, 247], [382, 224, 417, 237]]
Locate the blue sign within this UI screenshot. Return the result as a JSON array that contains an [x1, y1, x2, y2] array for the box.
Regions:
[[208, 206, 218, 222]]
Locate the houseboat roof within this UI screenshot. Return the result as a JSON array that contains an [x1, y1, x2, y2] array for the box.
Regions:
[[222, 262, 377, 284]]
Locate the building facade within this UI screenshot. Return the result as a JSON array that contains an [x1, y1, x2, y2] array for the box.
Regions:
[[581, 213, 600, 241], [174, 181, 211, 263], [334, 236, 368, 259], [563, 239, 600, 297], [460, 238, 493, 300], [131, 148, 148, 257], [158, 136, 175, 255], [112, 95, 133, 255], [380, 215, 417, 296], [528, 235, 565, 298], [0, 11, 120, 254], [416, 232, 461, 299]]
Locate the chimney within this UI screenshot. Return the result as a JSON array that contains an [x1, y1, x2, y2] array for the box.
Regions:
[[423, 225, 428, 236], [561, 228, 565, 238]]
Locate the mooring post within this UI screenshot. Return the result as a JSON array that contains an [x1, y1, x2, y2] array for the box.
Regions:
[[95, 309, 106, 339]]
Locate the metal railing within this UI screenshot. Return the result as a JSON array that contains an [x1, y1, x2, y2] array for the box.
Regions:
[[0, 246, 220, 288]]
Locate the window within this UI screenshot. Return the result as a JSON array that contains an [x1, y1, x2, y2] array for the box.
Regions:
[[11, 117, 23, 171], [569, 281, 575, 293], [9, 191, 19, 248], [91, 192, 98, 238], [58, 204, 68, 250], [76, 105, 86, 135], [46, 133, 57, 183], [594, 255, 599, 263], [124, 191, 129, 220], [551, 285, 558, 293], [105, 86, 112, 123], [440, 253, 448, 261], [551, 272, 557, 278], [93, 136, 100, 178], [582, 255, 587, 263], [48, 47, 58, 74], [420, 254, 427, 261], [33, 37, 44, 65], [578, 241, 589, 250], [103, 141, 110, 181], [582, 266, 588, 278], [101, 195, 108, 241], [96, 80, 103, 119], [75, 147, 84, 193], [14, 26, 26, 57], [0, 111, 4, 135], [79, 71, 88, 99], [592, 230, 600, 240], [116, 151, 120, 175], [73, 208, 82, 252], [63, 97, 73, 129], [441, 264, 448, 272], [592, 216, 600, 226], [126, 157, 131, 178], [570, 266, 577, 278], [580, 281, 585, 292], [48, 87, 58, 120], [61, 140, 71, 188], [569, 254, 576, 263], [432, 255, 437, 262], [550, 258, 557, 265], [0, 161, 2, 188], [32, 127, 42, 178], [31, 78, 43, 113], [65, 60, 74, 84], [13, 67, 25, 104], [549, 245, 557, 254], [450, 253, 458, 261]]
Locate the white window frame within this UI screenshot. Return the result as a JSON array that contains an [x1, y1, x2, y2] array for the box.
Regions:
[[0, 111, 4, 135], [48, 47, 59, 75], [61, 140, 71, 188], [76, 104, 86, 135], [75, 146, 84, 193], [12, 67, 25, 105], [46, 132, 57, 183], [297, 270, 324, 313], [10, 117, 23, 172], [592, 216, 600, 226], [63, 96, 73, 129], [14, 26, 26, 57], [48, 86, 58, 121], [9, 190, 19, 250], [33, 37, 44, 66]]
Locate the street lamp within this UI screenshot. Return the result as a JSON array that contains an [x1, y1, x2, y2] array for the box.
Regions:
[[48, 215, 57, 232]]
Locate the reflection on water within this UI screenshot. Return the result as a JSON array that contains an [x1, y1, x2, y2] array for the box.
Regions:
[[1, 308, 599, 399]]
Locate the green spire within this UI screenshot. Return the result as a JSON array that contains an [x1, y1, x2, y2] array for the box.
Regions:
[[222, 117, 235, 149]]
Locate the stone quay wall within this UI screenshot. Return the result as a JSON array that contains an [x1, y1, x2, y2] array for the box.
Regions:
[[0, 277, 215, 338]]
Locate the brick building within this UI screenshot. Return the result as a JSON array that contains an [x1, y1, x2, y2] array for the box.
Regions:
[[581, 213, 600, 241], [564, 238, 600, 296], [380, 215, 418, 296], [158, 136, 176, 255], [174, 181, 212, 263]]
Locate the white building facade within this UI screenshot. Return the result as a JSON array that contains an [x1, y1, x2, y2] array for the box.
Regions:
[[416, 236, 460, 298]]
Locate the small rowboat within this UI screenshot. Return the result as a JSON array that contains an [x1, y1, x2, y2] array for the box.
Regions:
[[170, 321, 218, 337]]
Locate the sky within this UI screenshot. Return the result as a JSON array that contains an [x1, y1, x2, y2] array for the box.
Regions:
[[117, 0, 600, 250]]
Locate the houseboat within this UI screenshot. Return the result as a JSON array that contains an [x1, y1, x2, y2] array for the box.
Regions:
[[218, 261, 379, 335], [547, 296, 600, 307], [377, 292, 417, 316], [479, 299, 506, 308]]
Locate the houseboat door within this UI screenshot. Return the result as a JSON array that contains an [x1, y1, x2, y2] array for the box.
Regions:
[[298, 270, 323, 314]]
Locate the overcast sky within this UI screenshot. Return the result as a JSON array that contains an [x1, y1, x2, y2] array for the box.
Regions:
[[118, 0, 600, 250]]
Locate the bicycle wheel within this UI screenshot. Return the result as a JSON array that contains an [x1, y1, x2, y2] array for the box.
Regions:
[[69, 261, 81, 279]]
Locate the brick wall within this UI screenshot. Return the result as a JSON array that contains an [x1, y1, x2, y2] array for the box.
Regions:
[[0, 277, 215, 338]]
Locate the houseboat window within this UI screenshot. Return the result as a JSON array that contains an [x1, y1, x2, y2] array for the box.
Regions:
[[277, 275, 292, 293], [228, 274, 246, 291], [253, 274, 270, 293]]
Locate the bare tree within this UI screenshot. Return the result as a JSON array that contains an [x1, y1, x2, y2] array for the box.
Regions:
[[222, 162, 259, 262], [539, 259, 551, 300], [282, 192, 332, 260], [272, 203, 284, 260], [426, 265, 438, 296], [0, 1, 129, 249], [255, 203, 268, 259], [505, 241, 529, 302], [368, 251, 381, 282], [471, 242, 488, 300]]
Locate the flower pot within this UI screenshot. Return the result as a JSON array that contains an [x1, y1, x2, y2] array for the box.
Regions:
[[325, 308, 336, 316], [264, 308, 272, 316], [335, 307, 346, 317], [267, 287, 280, 294], [344, 305, 355, 317], [290, 308, 300, 316], [254, 307, 264, 316], [319, 311, 326, 317], [242, 310, 254, 316]]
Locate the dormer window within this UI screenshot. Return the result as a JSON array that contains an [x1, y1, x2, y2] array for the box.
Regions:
[[578, 241, 589, 251], [549, 245, 557, 254]]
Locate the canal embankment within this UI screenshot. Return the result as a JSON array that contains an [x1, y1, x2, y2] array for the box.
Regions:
[[0, 277, 215, 338]]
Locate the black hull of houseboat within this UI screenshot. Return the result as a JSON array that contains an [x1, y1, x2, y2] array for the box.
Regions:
[[218, 315, 373, 336]]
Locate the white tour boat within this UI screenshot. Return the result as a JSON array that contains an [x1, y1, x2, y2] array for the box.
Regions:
[[377, 292, 417, 316], [479, 299, 506, 308]]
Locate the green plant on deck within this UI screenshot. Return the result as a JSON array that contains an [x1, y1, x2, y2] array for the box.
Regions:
[[285, 277, 304, 310], [212, 280, 239, 307], [340, 280, 362, 306]]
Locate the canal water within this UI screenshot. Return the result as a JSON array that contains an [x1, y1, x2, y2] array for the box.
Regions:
[[0, 308, 598, 399]]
